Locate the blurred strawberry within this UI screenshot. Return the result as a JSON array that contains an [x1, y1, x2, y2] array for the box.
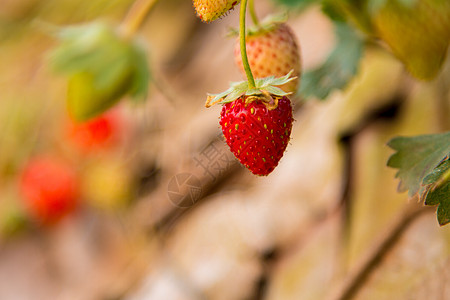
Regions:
[[49, 22, 150, 121], [81, 158, 134, 211], [19, 156, 78, 225], [372, 0, 450, 80], [67, 68, 134, 121], [67, 110, 122, 153]]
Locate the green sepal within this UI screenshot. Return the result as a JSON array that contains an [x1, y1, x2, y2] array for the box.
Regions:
[[206, 71, 295, 106], [227, 13, 288, 37]]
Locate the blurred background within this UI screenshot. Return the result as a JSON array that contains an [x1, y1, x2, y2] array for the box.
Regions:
[[0, 0, 449, 299]]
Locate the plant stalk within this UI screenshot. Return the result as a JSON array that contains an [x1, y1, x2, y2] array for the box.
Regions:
[[121, 0, 158, 39], [330, 202, 430, 300], [240, 0, 256, 89], [248, 0, 260, 27]]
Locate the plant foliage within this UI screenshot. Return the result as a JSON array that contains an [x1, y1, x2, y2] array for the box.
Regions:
[[387, 132, 450, 225]]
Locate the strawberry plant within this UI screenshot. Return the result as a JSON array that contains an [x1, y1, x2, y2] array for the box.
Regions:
[[37, 0, 450, 225], [387, 133, 450, 225], [204, 0, 299, 175], [274, 0, 450, 226], [1, 0, 450, 298], [46, 0, 155, 122]]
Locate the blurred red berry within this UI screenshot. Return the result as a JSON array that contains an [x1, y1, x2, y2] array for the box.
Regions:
[[67, 111, 121, 153], [19, 156, 78, 225]]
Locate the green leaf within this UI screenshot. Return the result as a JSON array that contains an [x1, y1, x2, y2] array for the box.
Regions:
[[298, 22, 364, 100], [423, 159, 450, 186], [321, 1, 346, 22], [422, 159, 450, 226], [387, 132, 450, 197], [129, 41, 151, 100], [48, 21, 150, 120], [434, 183, 450, 226]]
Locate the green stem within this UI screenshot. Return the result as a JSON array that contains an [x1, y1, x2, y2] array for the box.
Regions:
[[121, 0, 159, 39], [248, 0, 260, 27], [240, 0, 256, 89]]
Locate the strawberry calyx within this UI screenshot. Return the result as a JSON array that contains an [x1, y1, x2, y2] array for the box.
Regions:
[[245, 91, 279, 110], [205, 70, 296, 109], [227, 13, 288, 37]]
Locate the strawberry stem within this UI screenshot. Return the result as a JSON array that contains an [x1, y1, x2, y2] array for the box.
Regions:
[[248, 0, 260, 27], [240, 0, 256, 89], [120, 0, 158, 39]]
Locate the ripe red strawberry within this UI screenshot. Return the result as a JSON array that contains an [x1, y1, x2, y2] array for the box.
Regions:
[[19, 157, 78, 224], [67, 110, 122, 153], [220, 95, 293, 175], [234, 23, 301, 94], [193, 0, 240, 22]]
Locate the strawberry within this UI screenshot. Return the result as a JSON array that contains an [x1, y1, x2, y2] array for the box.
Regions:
[[219, 94, 293, 175], [206, 66, 296, 175], [193, 0, 240, 23], [19, 157, 78, 225], [67, 110, 122, 153], [234, 23, 301, 94], [67, 70, 133, 121], [49, 22, 150, 121]]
